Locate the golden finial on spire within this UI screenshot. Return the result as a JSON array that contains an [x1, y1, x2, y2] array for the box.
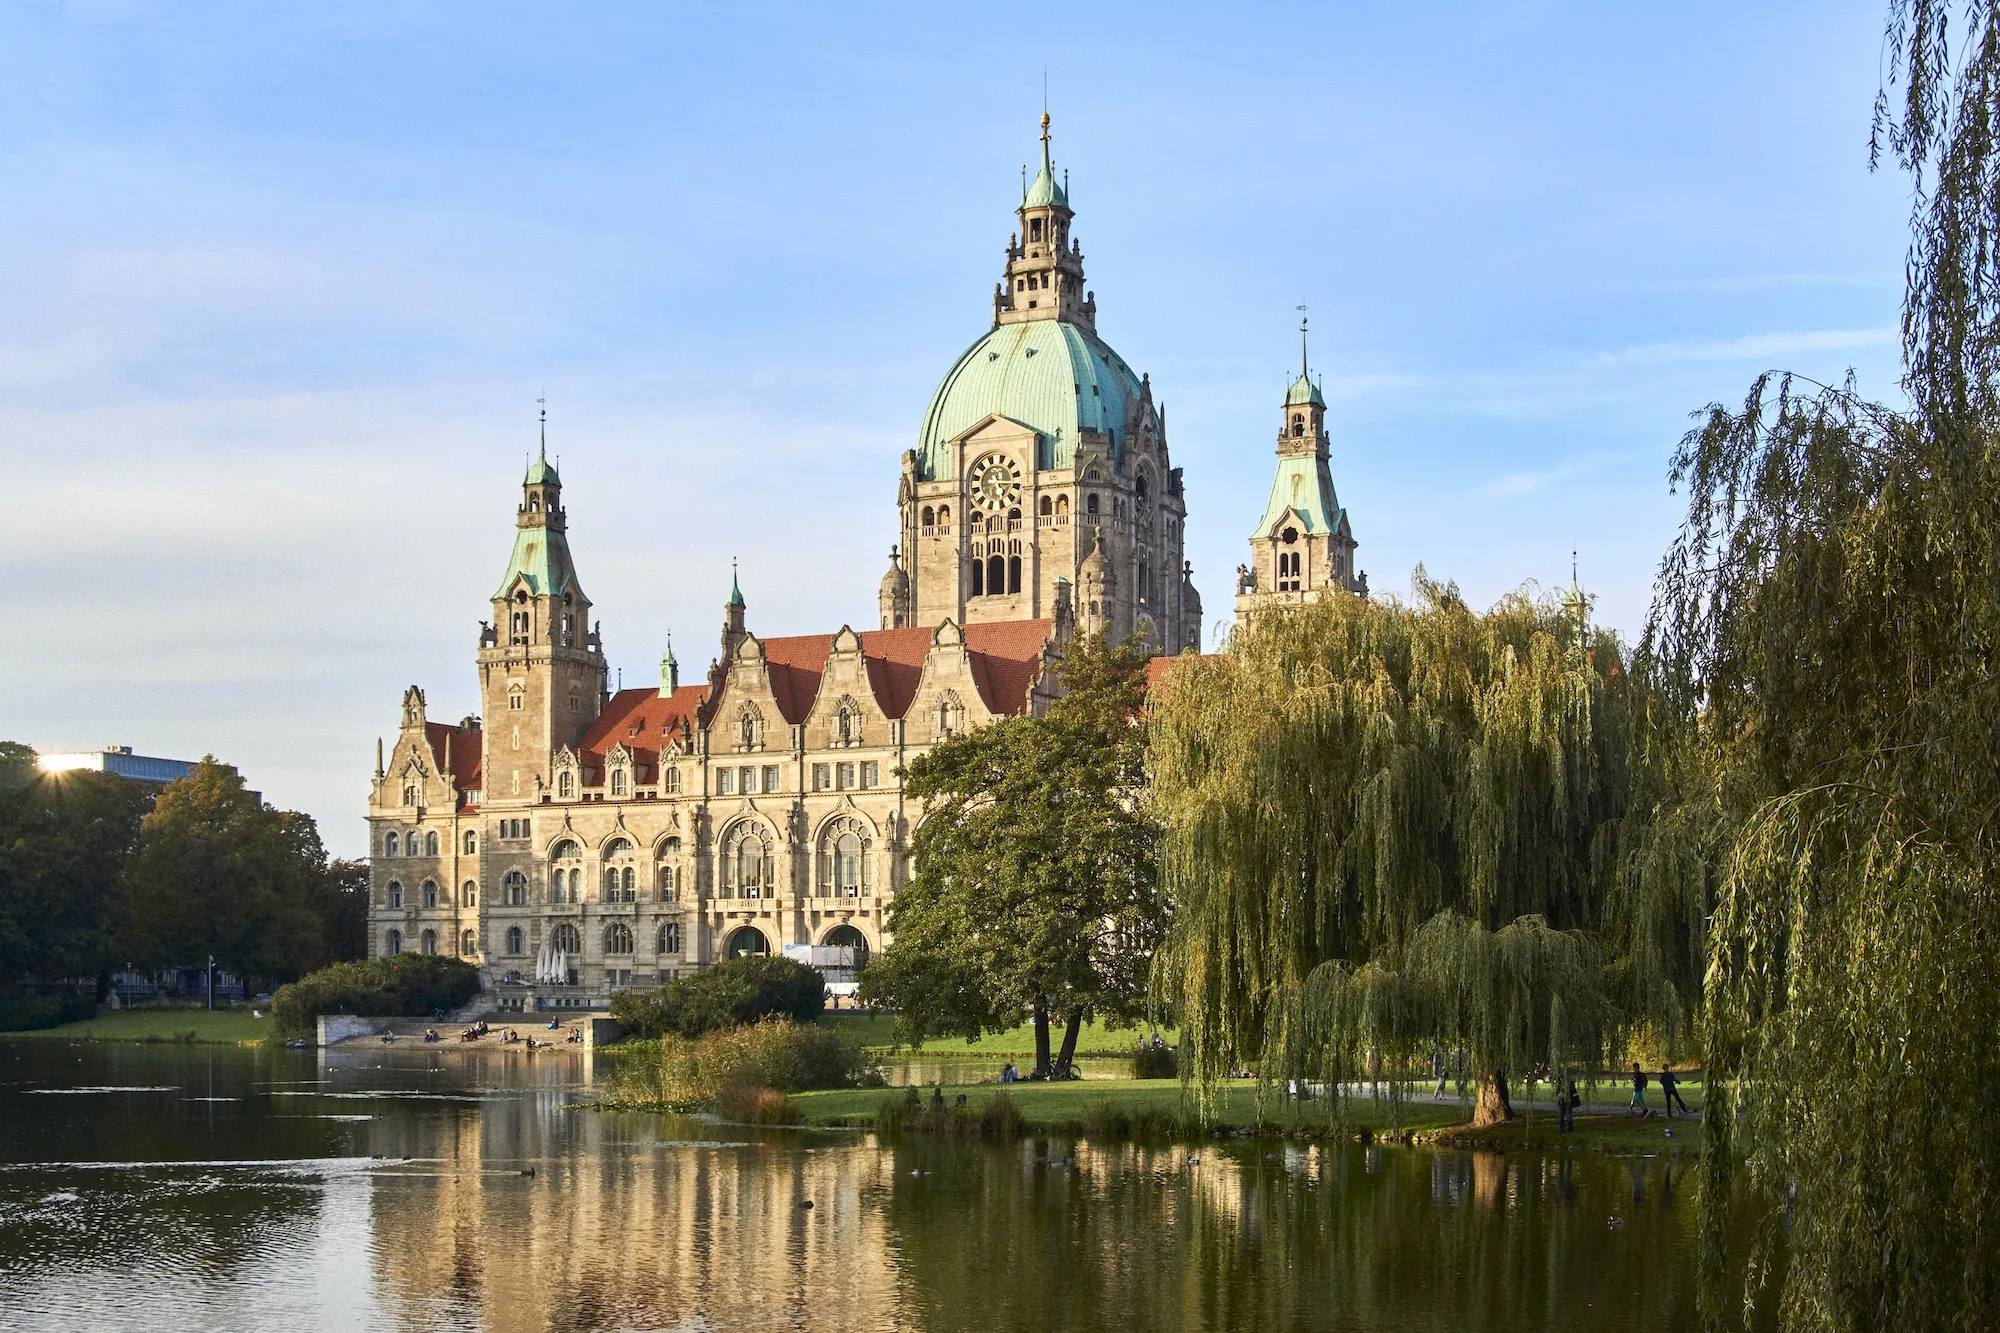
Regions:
[[1040, 109, 1051, 143]]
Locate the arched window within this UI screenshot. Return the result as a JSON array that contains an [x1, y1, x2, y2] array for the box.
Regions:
[[657, 839, 681, 901], [558, 770, 573, 798], [1086, 493, 1099, 516], [658, 922, 680, 955], [622, 866, 636, 898], [384, 831, 400, 857], [425, 831, 439, 856], [722, 825, 773, 899], [463, 880, 477, 907], [987, 554, 1005, 595], [403, 784, 418, 806], [420, 929, 437, 956], [1039, 495, 1052, 517], [385, 928, 403, 956], [461, 929, 477, 957], [386, 881, 403, 909], [1056, 495, 1070, 518], [603, 923, 634, 955], [551, 838, 579, 861], [463, 830, 476, 854], [610, 769, 626, 796], [1008, 555, 1022, 594], [936, 504, 950, 527], [551, 923, 581, 954], [823, 923, 871, 967], [420, 880, 438, 909], [936, 690, 966, 736], [1137, 473, 1150, 502], [922, 505, 935, 527], [505, 925, 524, 954], [970, 559, 984, 597], [1292, 413, 1305, 437], [726, 927, 769, 959], [504, 870, 527, 906], [817, 816, 874, 898]]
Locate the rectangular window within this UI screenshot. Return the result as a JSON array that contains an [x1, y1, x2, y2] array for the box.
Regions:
[[664, 767, 680, 794], [740, 766, 756, 794], [812, 763, 831, 791], [762, 766, 780, 794], [717, 768, 736, 796], [837, 763, 856, 791], [861, 761, 879, 789]]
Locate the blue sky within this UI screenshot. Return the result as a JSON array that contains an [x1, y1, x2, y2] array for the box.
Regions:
[[0, 2, 1907, 854]]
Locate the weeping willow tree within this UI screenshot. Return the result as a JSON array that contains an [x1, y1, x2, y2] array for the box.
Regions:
[[1641, 4, 2000, 1326], [1149, 576, 1635, 1125]]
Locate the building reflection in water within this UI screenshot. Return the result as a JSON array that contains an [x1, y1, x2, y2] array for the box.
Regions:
[[346, 1054, 1712, 1333]]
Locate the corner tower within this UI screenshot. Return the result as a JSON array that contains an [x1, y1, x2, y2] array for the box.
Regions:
[[889, 113, 1200, 653], [476, 420, 609, 803], [1234, 318, 1366, 622]]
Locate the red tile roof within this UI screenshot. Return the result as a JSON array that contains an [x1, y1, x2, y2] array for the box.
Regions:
[[756, 620, 1052, 723], [574, 684, 714, 771], [424, 722, 483, 794]]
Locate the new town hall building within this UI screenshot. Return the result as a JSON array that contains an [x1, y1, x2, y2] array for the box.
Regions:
[[366, 117, 1368, 1002]]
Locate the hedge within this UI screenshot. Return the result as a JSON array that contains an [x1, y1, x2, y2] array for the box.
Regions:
[[269, 955, 480, 1041]]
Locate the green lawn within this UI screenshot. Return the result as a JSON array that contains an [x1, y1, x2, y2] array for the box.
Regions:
[[819, 1011, 1174, 1057], [791, 1075, 1704, 1153], [1, 1009, 270, 1045]]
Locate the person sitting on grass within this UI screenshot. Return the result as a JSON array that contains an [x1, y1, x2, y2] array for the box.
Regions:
[[930, 1085, 946, 1110], [1629, 1062, 1649, 1116]]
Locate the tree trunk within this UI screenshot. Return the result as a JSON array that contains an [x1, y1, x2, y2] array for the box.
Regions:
[[1052, 1006, 1086, 1079], [1471, 1070, 1515, 1128], [1031, 996, 1052, 1079]]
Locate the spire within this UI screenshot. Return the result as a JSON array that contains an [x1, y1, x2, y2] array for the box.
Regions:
[[1023, 110, 1069, 210], [1285, 307, 1326, 408], [727, 558, 745, 608], [660, 632, 679, 696], [525, 396, 559, 485]]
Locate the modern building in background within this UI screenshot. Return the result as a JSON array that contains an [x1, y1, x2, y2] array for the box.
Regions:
[[39, 746, 203, 784], [365, 116, 1369, 1006]]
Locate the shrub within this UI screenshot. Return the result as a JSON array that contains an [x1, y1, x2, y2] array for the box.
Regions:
[[610, 955, 824, 1039], [0, 990, 94, 1032], [715, 1084, 802, 1125], [612, 1018, 881, 1109], [1132, 1045, 1178, 1080], [268, 955, 480, 1041]]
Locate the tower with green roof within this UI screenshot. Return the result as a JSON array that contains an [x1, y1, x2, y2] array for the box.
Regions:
[[476, 411, 609, 803], [1234, 316, 1366, 623], [885, 113, 1201, 654]]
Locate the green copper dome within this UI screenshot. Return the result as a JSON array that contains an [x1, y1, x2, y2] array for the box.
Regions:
[[1285, 373, 1325, 408], [917, 319, 1143, 480]]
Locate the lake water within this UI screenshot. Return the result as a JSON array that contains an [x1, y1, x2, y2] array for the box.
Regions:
[[0, 1040, 1731, 1332]]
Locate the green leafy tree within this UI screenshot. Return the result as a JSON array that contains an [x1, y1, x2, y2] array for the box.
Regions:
[[861, 633, 1165, 1078], [610, 954, 824, 1038], [1148, 580, 1635, 1124], [268, 954, 480, 1041], [305, 859, 371, 964], [124, 758, 328, 988], [0, 746, 151, 988], [1637, 5, 2000, 1325]]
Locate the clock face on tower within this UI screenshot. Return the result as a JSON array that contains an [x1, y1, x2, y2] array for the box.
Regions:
[[970, 454, 1023, 513]]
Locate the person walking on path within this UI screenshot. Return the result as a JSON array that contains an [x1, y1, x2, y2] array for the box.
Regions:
[[1628, 1062, 1649, 1116], [1659, 1065, 1690, 1117]]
